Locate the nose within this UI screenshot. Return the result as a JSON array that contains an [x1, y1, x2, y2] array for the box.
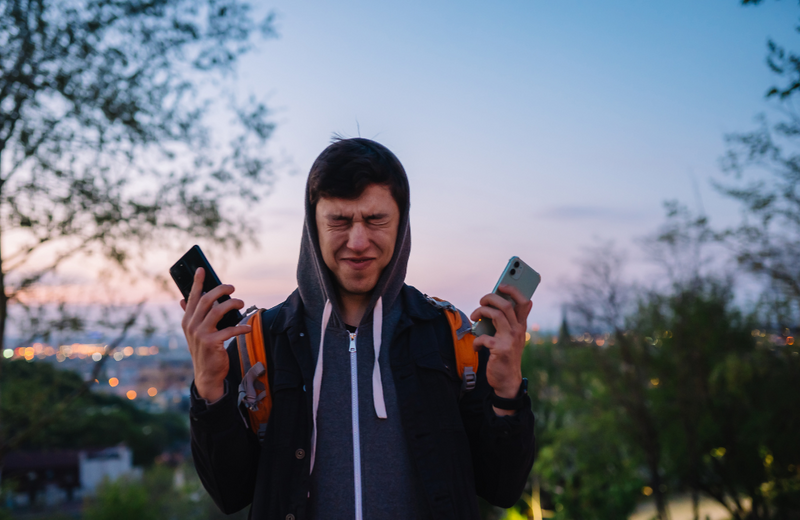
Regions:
[[346, 222, 369, 252]]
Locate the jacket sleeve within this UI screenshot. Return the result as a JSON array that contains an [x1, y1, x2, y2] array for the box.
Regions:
[[459, 346, 536, 508], [190, 338, 261, 514]]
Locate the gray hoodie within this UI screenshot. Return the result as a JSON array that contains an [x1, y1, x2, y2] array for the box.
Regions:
[[297, 172, 422, 519]]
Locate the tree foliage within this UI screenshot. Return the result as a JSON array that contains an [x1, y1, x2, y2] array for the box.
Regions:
[[0, 358, 187, 466], [0, 0, 277, 463], [82, 463, 248, 520], [712, 0, 800, 325], [528, 260, 800, 520], [0, 0, 277, 342]]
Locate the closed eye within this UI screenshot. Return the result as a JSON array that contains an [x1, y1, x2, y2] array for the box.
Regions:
[[364, 214, 390, 226]]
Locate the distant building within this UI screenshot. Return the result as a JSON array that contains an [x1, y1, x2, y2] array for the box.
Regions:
[[79, 445, 137, 493], [1, 445, 138, 509]]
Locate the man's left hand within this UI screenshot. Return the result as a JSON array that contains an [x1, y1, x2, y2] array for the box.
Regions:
[[470, 284, 532, 416]]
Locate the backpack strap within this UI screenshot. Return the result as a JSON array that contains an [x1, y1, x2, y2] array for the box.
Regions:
[[236, 303, 282, 441], [425, 296, 479, 394]]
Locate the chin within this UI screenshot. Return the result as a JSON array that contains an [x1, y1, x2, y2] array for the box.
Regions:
[[341, 277, 379, 296]]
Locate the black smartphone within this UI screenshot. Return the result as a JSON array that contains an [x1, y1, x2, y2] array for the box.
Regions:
[[169, 245, 243, 330]]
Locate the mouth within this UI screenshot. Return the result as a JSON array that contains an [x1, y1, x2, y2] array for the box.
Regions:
[[342, 257, 375, 270]]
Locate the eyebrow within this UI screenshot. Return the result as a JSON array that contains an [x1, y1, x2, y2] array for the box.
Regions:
[[327, 212, 389, 221]]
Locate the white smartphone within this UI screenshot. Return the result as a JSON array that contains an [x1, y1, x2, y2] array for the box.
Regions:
[[472, 256, 541, 337]]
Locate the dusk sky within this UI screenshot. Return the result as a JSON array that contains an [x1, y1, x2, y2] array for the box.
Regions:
[[156, 0, 798, 329]]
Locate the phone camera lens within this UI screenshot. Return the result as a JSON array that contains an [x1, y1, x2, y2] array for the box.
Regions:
[[510, 268, 516, 276], [514, 261, 520, 268]]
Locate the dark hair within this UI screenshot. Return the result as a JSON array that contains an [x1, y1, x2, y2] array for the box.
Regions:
[[307, 138, 410, 212]]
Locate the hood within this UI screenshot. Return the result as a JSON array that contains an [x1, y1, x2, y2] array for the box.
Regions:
[[296, 184, 411, 328]]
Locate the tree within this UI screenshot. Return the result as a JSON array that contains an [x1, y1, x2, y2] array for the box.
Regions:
[[541, 248, 800, 519], [527, 338, 646, 520], [714, 0, 800, 326], [0, 358, 188, 466], [0, 0, 277, 460], [561, 245, 672, 520]]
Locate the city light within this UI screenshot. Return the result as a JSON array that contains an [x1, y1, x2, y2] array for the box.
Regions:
[[148, 387, 158, 397], [109, 378, 119, 387], [1, 341, 167, 361], [127, 390, 137, 400]]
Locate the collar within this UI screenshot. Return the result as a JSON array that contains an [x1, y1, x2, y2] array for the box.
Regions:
[[401, 284, 442, 321], [269, 289, 303, 335]]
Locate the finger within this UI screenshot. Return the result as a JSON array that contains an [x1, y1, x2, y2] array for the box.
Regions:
[[497, 284, 533, 324], [190, 284, 236, 331], [204, 298, 246, 330], [520, 300, 533, 325], [471, 306, 511, 336], [211, 324, 253, 344], [184, 267, 205, 317], [496, 283, 526, 306], [474, 293, 516, 328], [180, 299, 187, 311], [472, 333, 496, 352]]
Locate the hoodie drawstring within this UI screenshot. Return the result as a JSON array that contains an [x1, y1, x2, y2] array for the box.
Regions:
[[371, 297, 387, 418], [310, 299, 332, 475]]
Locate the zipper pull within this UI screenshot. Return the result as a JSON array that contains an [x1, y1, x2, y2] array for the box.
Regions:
[[349, 332, 357, 352]]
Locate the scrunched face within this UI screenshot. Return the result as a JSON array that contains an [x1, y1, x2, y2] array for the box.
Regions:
[[315, 183, 399, 299]]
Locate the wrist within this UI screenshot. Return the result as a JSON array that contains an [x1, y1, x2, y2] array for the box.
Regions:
[[490, 378, 527, 415], [195, 377, 225, 402], [493, 374, 523, 399]]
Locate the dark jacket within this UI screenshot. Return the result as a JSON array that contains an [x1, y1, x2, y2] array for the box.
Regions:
[[190, 285, 535, 520]]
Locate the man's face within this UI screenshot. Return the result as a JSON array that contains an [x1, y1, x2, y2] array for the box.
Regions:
[[315, 184, 400, 299]]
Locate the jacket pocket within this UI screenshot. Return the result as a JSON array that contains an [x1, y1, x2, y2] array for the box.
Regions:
[[413, 350, 459, 381], [412, 350, 462, 427], [272, 367, 304, 391]]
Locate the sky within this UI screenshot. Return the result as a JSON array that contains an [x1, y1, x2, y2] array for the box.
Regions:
[[157, 0, 799, 329]]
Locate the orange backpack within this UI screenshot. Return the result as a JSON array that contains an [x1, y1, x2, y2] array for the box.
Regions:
[[235, 298, 478, 440]]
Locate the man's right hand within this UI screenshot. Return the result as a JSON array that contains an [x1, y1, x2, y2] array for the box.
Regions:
[[180, 267, 251, 402]]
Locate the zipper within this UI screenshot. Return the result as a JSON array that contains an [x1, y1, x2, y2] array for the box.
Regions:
[[349, 331, 363, 520]]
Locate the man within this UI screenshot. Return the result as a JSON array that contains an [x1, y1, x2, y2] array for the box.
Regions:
[[182, 138, 535, 520]]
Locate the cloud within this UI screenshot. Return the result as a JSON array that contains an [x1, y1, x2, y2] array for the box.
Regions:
[[536, 205, 645, 221]]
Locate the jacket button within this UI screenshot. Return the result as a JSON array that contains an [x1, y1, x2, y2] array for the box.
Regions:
[[295, 449, 305, 459], [285, 515, 295, 520]]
